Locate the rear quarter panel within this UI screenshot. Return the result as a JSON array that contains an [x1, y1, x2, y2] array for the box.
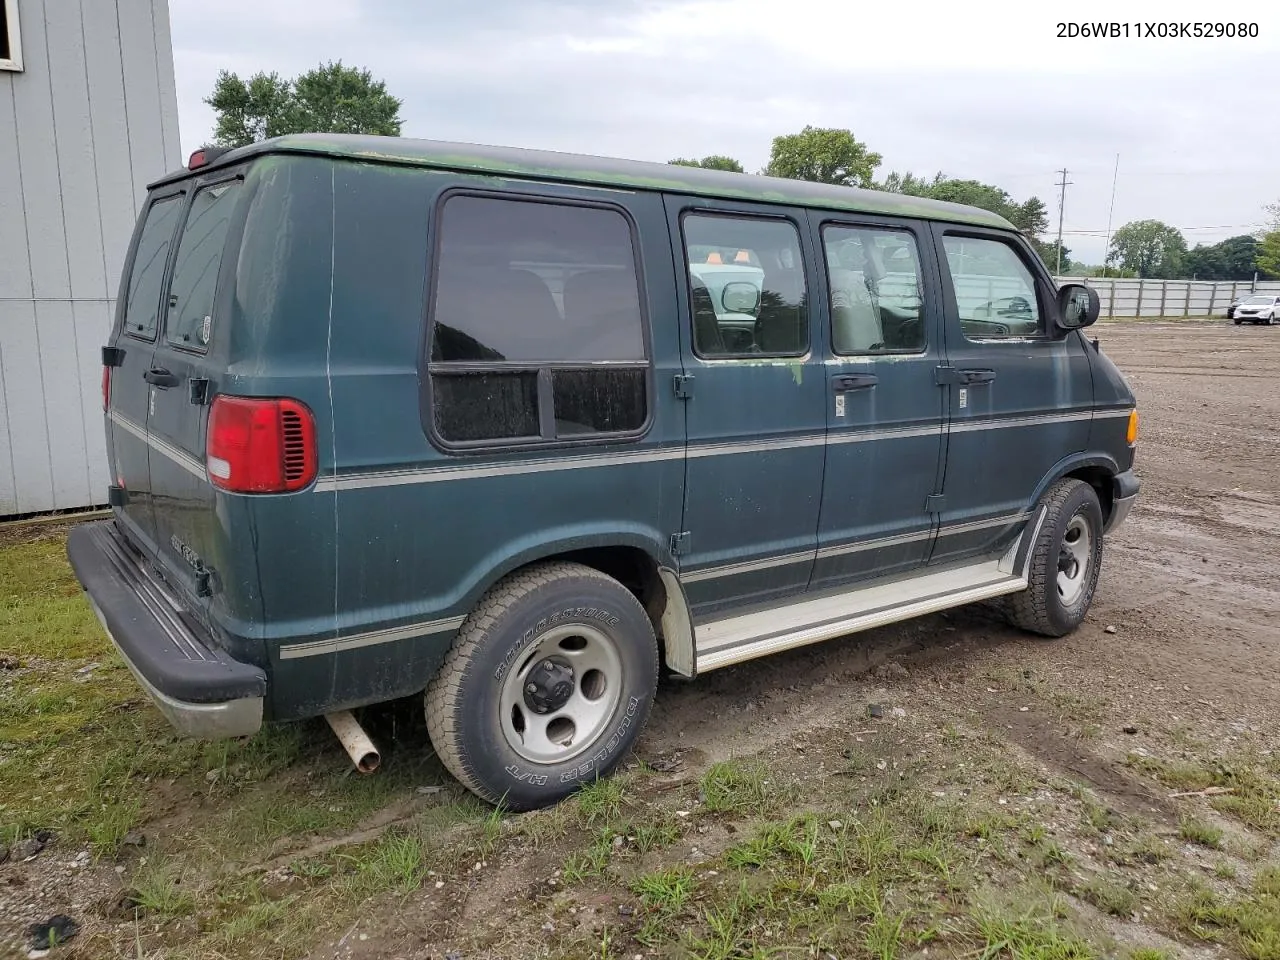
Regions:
[[268, 166, 685, 719]]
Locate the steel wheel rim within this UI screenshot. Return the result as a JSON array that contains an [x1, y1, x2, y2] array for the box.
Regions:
[[499, 623, 623, 765], [1056, 514, 1092, 607]]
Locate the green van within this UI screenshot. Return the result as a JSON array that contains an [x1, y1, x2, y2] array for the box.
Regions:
[[68, 135, 1139, 809]]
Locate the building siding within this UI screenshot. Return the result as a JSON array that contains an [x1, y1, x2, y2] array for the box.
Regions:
[[0, 0, 179, 516]]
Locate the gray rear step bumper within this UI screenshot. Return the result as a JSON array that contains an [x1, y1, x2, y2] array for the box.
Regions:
[[66, 521, 266, 739]]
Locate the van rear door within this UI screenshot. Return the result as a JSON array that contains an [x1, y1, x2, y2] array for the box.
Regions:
[[107, 191, 186, 552], [146, 178, 244, 605]]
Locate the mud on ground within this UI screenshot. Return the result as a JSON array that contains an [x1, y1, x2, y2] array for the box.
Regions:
[[1, 320, 1277, 960]]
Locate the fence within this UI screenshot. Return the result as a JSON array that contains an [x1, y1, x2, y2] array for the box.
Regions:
[[1052, 277, 1280, 319]]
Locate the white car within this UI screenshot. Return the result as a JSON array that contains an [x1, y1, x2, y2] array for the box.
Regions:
[[1232, 295, 1280, 325]]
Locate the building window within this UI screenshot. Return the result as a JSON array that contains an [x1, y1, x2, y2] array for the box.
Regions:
[[1, 0, 22, 72], [426, 193, 650, 447]]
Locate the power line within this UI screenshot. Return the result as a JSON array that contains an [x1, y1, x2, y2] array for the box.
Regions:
[[1062, 223, 1267, 235]]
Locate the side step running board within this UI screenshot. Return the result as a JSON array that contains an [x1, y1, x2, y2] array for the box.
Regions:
[[694, 560, 1027, 673]]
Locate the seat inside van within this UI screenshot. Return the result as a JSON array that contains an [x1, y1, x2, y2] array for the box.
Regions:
[[561, 268, 645, 361], [829, 270, 883, 353]]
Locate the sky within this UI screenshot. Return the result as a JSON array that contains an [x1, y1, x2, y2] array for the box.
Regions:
[[168, 0, 1280, 266]]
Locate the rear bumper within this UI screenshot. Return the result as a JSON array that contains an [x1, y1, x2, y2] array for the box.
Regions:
[[66, 521, 266, 739], [1106, 469, 1140, 533]]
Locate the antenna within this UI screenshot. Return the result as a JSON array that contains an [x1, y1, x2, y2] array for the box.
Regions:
[[1054, 168, 1073, 275], [1102, 155, 1120, 277]]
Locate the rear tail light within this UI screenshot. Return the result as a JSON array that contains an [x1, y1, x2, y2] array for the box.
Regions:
[[102, 367, 111, 411], [206, 396, 318, 493]]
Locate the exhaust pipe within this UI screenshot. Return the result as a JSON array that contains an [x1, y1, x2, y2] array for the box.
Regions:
[[325, 710, 380, 774]]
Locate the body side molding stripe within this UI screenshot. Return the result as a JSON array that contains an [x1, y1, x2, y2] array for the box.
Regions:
[[278, 615, 468, 659], [109, 410, 206, 480], [319, 409, 1114, 491]]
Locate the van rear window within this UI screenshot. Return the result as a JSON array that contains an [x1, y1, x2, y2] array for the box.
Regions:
[[122, 197, 184, 340], [165, 181, 242, 350], [426, 194, 650, 447]]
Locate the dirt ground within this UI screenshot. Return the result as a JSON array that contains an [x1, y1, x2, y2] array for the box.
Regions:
[[2, 319, 1278, 960]]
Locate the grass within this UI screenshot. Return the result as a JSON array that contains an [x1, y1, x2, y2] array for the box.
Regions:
[[339, 831, 429, 896], [1179, 816, 1225, 849], [1128, 752, 1280, 836], [635, 802, 971, 956], [633, 865, 697, 911], [972, 908, 1096, 960], [129, 859, 197, 918], [0, 525, 493, 958], [628, 819, 681, 853], [700, 757, 773, 814], [562, 827, 617, 883], [1169, 868, 1280, 959], [1076, 875, 1139, 918], [576, 775, 626, 825], [3, 523, 1274, 960]]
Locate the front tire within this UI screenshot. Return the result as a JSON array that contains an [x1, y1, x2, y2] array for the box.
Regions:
[[1004, 478, 1104, 638], [425, 561, 658, 810]]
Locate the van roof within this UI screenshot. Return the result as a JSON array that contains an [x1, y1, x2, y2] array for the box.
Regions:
[[157, 133, 1016, 231]]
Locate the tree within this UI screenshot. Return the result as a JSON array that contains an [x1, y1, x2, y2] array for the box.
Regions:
[[1037, 240, 1073, 275], [206, 61, 402, 148], [206, 71, 294, 146], [1106, 220, 1187, 279], [1182, 244, 1224, 280], [878, 171, 1062, 268], [1258, 231, 1280, 279], [877, 170, 945, 195], [668, 155, 745, 173], [1183, 235, 1257, 280], [765, 126, 882, 187]]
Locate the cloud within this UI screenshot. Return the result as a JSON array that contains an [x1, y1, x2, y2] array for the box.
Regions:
[[169, 0, 1280, 262]]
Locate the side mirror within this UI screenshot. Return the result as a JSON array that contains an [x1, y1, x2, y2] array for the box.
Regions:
[[1056, 283, 1099, 330], [722, 281, 760, 314]]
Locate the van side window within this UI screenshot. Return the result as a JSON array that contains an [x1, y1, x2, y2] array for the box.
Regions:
[[942, 236, 1043, 340], [683, 215, 808, 358], [121, 196, 183, 340], [165, 181, 242, 350], [823, 225, 924, 354], [428, 194, 649, 446]]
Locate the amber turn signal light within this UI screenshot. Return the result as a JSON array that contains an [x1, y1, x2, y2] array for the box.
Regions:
[[1126, 410, 1139, 445]]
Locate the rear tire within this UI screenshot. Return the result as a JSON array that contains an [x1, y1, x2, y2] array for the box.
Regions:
[[1003, 478, 1104, 638], [425, 561, 658, 810]]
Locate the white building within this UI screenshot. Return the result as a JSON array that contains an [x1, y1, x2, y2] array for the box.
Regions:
[[1, 0, 180, 516]]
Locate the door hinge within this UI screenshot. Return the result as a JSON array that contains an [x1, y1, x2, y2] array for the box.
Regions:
[[107, 484, 128, 507], [669, 531, 691, 556], [673, 374, 695, 399], [934, 365, 958, 386], [188, 377, 210, 405], [925, 494, 946, 513], [101, 345, 126, 368]]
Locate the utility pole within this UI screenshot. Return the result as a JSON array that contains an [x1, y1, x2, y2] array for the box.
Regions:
[[1054, 168, 1072, 276]]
